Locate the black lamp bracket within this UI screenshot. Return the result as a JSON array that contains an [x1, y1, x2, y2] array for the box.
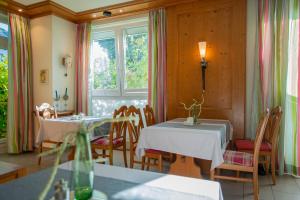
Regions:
[[201, 58, 208, 91], [201, 58, 208, 69]]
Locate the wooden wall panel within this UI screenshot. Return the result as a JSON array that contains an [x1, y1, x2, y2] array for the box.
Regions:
[[166, 0, 246, 138]]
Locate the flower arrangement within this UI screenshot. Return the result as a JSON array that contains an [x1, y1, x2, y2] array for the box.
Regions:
[[181, 92, 205, 123]]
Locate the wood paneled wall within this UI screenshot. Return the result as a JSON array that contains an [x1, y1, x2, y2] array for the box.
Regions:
[[166, 0, 246, 138]]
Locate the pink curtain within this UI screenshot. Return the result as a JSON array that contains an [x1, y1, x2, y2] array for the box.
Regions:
[[248, 0, 300, 176], [148, 8, 167, 123], [75, 23, 91, 114], [7, 14, 34, 153]]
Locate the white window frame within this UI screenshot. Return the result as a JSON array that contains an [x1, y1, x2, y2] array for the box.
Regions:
[[91, 17, 148, 98]]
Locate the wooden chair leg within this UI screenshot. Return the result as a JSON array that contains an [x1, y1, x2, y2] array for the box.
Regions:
[[146, 157, 151, 170], [102, 150, 106, 158], [38, 146, 43, 165], [158, 155, 163, 172], [109, 148, 113, 165], [210, 169, 215, 180], [271, 151, 276, 185], [123, 144, 128, 168], [265, 155, 270, 175], [253, 172, 259, 200], [141, 156, 146, 170], [130, 150, 134, 168]]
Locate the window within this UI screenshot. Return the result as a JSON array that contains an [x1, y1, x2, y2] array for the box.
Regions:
[[90, 17, 148, 117], [0, 12, 8, 140], [124, 26, 148, 91]]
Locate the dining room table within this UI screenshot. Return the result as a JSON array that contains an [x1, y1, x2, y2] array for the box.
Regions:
[[35, 115, 110, 147], [136, 118, 233, 178], [0, 161, 224, 200]]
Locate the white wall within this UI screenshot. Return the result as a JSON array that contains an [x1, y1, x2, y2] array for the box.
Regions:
[[52, 16, 76, 111], [31, 15, 53, 107], [30, 15, 76, 110]]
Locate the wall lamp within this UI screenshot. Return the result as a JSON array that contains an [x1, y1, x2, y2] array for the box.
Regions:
[[198, 41, 208, 92]]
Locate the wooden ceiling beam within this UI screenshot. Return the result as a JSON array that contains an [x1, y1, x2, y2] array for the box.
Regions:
[[76, 0, 197, 23], [0, 0, 28, 17], [1, 0, 197, 23], [26, 1, 77, 22]]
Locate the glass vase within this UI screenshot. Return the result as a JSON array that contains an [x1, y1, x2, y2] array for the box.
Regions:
[[191, 108, 198, 123], [72, 128, 94, 200]]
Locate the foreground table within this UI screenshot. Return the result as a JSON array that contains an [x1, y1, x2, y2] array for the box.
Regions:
[[0, 161, 223, 200], [136, 118, 232, 178]]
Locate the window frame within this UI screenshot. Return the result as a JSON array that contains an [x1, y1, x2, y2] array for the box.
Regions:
[[0, 11, 8, 142], [91, 18, 148, 98]]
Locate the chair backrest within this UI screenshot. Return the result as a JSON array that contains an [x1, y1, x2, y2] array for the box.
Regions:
[[253, 110, 270, 168], [264, 106, 282, 141], [126, 105, 144, 147], [111, 105, 128, 139], [269, 106, 283, 151], [35, 103, 57, 120], [143, 105, 156, 126]]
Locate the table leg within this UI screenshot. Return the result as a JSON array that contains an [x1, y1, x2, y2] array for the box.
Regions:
[[17, 167, 27, 178], [169, 154, 202, 178], [68, 147, 75, 161]]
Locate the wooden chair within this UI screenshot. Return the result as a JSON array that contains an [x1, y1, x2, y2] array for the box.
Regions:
[[91, 105, 128, 167], [210, 110, 270, 200], [126, 105, 163, 172], [143, 104, 156, 126], [35, 103, 60, 165], [235, 106, 282, 184]]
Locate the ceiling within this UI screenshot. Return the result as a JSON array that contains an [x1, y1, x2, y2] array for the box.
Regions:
[[13, 0, 133, 12]]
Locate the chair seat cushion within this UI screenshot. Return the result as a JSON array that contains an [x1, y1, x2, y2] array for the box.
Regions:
[[223, 150, 253, 167], [235, 139, 272, 152], [92, 137, 123, 146], [145, 149, 163, 154]]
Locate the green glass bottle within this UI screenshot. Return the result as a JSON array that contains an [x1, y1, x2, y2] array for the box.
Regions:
[[72, 125, 94, 200]]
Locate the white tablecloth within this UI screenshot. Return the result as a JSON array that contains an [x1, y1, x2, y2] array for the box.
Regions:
[[136, 118, 233, 169], [35, 116, 106, 147], [60, 161, 223, 200]]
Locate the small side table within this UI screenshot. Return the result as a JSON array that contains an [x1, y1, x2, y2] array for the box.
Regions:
[[0, 161, 27, 184]]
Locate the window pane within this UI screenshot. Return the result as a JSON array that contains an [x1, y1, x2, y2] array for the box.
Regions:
[[0, 18, 8, 139], [124, 26, 148, 89], [92, 32, 117, 90]]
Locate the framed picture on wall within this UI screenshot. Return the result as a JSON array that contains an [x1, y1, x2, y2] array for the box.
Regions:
[[40, 69, 48, 84]]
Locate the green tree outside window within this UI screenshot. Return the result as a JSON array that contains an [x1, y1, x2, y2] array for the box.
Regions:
[[0, 55, 8, 139]]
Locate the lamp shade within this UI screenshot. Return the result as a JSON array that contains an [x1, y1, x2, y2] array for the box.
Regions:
[[198, 41, 206, 59]]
